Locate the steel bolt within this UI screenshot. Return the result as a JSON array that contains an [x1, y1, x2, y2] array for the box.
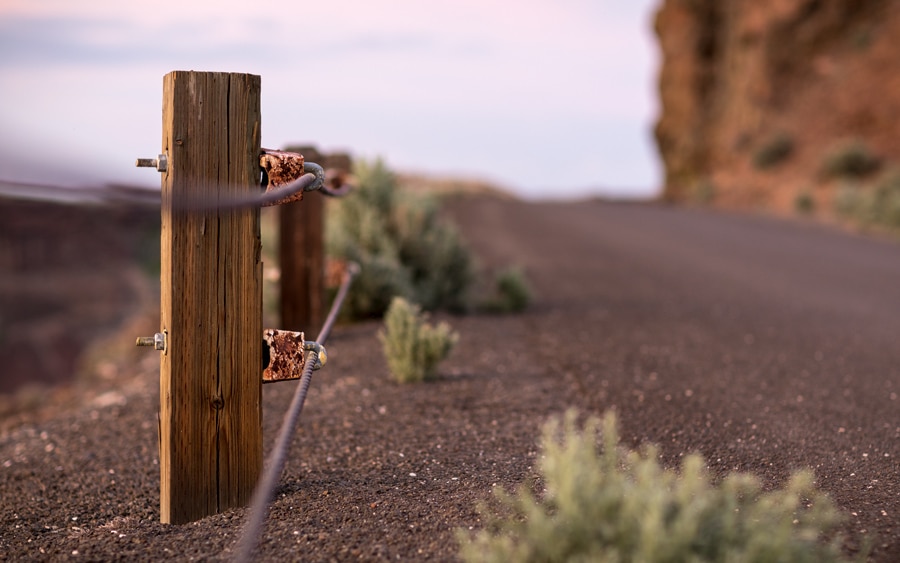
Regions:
[[136, 332, 167, 352], [135, 153, 168, 172]]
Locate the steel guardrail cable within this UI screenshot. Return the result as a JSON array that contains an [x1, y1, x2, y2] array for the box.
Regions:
[[0, 161, 354, 210], [233, 262, 360, 563]]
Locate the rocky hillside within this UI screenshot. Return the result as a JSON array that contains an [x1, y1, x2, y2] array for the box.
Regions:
[[0, 198, 159, 399], [654, 0, 900, 227]]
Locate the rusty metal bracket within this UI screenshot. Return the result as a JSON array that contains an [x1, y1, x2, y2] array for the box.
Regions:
[[259, 149, 304, 204], [259, 149, 326, 206], [262, 329, 327, 383], [136, 328, 325, 383]]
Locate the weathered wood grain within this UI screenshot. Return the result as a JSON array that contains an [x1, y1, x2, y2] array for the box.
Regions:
[[279, 145, 325, 333], [159, 71, 262, 524]]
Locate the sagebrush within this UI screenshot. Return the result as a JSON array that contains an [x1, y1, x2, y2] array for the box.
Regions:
[[821, 139, 880, 179], [379, 297, 458, 383], [692, 179, 716, 204], [483, 266, 532, 313], [833, 170, 900, 231], [753, 132, 794, 170], [326, 159, 473, 318], [459, 410, 853, 563], [794, 190, 816, 215]]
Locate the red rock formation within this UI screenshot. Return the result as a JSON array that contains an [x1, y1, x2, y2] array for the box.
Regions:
[[654, 0, 900, 215]]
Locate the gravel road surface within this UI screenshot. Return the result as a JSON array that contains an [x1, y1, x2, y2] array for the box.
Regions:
[[1, 196, 897, 561]]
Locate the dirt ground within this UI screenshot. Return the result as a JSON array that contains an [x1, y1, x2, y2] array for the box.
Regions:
[[0, 195, 898, 561]]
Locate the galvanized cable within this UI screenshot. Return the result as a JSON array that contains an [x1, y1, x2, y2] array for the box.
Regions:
[[171, 162, 325, 211], [0, 162, 328, 210], [318, 169, 354, 198], [258, 162, 325, 207], [315, 262, 360, 343], [233, 262, 359, 563]]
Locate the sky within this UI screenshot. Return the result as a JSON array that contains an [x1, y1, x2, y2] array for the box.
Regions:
[[0, 0, 662, 200]]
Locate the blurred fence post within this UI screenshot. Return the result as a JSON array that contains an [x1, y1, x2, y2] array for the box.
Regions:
[[158, 71, 263, 524], [279, 145, 326, 332]]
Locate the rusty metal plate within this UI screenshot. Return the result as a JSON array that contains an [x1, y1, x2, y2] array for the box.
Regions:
[[263, 329, 306, 382], [259, 149, 305, 206], [262, 329, 326, 383]]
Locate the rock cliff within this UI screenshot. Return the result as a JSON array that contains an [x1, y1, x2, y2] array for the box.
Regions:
[[654, 0, 900, 222]]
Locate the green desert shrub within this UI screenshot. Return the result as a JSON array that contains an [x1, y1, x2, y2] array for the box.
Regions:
[[379, 297, 458, 383], [459, 410, 852, 563], [794, 190, 816, 215], [833, 182, 864, 219], [851, 26, 874, 51], [483, 266, 533, 313], [821, 139, 880, 179], [867, 170, 900, 229], [327, 159, 474, 318], [833, 172, 900, 231], [393, 195, 473, 312], [692, 179, 716, 204], [753, 132, 794, 170]]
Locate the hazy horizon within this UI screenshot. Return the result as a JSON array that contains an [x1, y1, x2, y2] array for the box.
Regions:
[[0, 0, 662, 200]]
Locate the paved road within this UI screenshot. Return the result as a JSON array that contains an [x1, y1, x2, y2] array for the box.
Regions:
[[447, 197, 900, 560]]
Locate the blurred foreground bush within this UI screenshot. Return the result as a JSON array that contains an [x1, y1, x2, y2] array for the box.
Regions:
[[327, 159, 474, 318], [459, 411, 853, 563]]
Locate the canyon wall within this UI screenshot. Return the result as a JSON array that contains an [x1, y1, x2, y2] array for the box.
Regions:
[[654, 0, 900, 217]]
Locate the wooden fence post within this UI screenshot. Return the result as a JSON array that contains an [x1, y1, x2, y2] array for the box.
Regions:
[[159, 71, 263, 524], [279, 145, 325, 332]]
